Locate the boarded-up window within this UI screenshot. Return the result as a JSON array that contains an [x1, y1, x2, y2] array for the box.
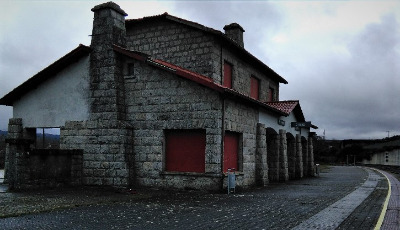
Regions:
[[250, 76, 260, 100], [165, 129, 206, 173], [223, 131, 239, 172], [224, 62, 233, 88]]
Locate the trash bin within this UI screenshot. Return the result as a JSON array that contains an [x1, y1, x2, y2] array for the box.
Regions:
[[227, 168, 236, 194], [315, 164, 320, 176]]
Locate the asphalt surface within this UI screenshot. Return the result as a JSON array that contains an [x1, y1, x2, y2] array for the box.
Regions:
[[0, 166, 394, 229]]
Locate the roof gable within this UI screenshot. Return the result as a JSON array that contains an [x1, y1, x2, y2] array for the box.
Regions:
[[266, 100, 318, 129], [0, 44, 91, 106], [126, 13, 288, 84]]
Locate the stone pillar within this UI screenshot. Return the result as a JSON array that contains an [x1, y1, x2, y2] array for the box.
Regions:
[[302, 138, 309, 176], [279, 130, 288, 181], [295, 134, 303, 179], [308, 137, 315, 176], [81, 2, 134, 188], [90, 2, 128, 121], [4, 118, 33, 189], [287, 134, 296, 180], [256, 123, 268, 186], [267, 130, 279, 182]]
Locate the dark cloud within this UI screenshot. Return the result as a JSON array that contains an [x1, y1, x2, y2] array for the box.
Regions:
[[170, 1, 283, 62], [287, 13, 400, 139]]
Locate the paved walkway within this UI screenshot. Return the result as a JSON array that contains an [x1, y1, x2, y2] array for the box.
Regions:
[[378, 169, 400, 229], [292, 168, 381, 229], [0, 166, 397, 229]]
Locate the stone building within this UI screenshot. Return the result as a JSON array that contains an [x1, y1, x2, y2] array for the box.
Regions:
[[0, 2, 317, 190]]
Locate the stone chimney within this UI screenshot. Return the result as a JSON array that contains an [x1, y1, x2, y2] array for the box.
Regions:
[[223, 23, 245, 48], [90, 2, 128, 121]]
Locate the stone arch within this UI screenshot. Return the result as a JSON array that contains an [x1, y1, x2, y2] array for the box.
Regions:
[[301, 136, 308, 177], [286, 133, 296, 180], [266, 127, 279, 182]]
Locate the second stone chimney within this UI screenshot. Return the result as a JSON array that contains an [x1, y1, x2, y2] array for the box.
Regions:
[[223, 23, 245, 48]]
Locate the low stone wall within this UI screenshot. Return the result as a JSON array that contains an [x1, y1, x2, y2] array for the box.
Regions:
[[13, 149, 83, 190]]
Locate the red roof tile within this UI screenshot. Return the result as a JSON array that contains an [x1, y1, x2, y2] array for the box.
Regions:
[[265, 100, 299, 115]]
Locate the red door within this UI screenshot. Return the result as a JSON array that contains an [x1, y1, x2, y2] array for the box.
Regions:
[[223, 132, 239, 172], [224, 62, 232, 88], [166, 130, 206, 173]]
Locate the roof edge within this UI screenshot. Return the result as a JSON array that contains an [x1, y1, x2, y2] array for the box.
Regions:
[[0, 44, 91, 106], [113, 45, 287, 116]]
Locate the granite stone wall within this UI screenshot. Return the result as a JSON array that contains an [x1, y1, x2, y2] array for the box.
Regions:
[[126, 20, 215, 82], [224, 100, 258, 187], [60, 120, 133, 187], [126, 19, 280, 103], [124, 60, 223, 190]]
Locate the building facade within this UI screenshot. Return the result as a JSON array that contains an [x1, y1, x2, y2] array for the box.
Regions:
[[0, 2, 317, 190]]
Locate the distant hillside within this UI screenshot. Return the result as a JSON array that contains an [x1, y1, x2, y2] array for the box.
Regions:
[[0, 130, 7, 136]]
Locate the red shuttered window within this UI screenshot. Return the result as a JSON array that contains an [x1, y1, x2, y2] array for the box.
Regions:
[[268, 87, 274, 102], [250, 76, 260, 100], [165, 129, 206, 173], [223, 131, 239, 172], [223, 62, 233, 88]]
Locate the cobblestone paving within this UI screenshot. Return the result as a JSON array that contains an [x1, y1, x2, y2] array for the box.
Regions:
[[0, 166, 388, 230]]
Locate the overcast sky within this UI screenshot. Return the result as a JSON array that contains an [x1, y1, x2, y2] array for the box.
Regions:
[[0, 0, 399, 140]]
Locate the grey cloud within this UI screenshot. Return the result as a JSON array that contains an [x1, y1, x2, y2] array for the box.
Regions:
[[296, 13, 400, 139]]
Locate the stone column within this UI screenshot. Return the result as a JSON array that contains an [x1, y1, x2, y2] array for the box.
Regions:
[[267, 131, 280, 182], [4, 118, 32, 189], [279, 130, 288, 181], [295, 134, 303, 179], [256, 123, 268, 186], [308, 137, 315, 176], [302, 138, 309, 176], [287, 134, 296, 180], [90, 2, 128, 121], [83, 2, 134, 187]]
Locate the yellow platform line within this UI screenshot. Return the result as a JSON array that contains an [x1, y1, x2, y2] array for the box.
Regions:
[[373, 169, 392, 230]]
